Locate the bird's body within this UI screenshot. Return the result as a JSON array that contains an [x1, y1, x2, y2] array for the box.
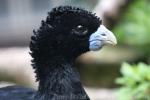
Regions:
[[0, 6, 117, 100], [0, 86, 35, 100]]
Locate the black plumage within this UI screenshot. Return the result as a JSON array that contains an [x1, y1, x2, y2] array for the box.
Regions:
[[0, 6, 101, 100]]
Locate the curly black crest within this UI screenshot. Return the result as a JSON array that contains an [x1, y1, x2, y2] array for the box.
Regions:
[[30, 6, 101, 82], [47, 6, 101, 24]]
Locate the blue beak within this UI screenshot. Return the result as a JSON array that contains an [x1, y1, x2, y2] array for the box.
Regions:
[[89, 25, 117, 51]]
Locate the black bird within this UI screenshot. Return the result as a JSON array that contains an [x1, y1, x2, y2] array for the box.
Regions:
[[0, 6, 117, 100]]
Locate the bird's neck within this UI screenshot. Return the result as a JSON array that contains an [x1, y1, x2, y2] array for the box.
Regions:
[[35, 56, 89, 100]]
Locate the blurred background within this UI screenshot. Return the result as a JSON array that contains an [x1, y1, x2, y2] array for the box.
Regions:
[[0, 0, 150, 100]]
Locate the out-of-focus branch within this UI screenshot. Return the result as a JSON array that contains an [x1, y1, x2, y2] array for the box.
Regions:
[[94, 0, 133, 28]]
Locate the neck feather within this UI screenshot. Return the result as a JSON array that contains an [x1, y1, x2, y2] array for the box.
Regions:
[[34, 56, 89, 100]]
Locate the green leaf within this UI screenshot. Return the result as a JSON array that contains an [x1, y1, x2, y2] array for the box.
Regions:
[[116, 62, 150, 100]]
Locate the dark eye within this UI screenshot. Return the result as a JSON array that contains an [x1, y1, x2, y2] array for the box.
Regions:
[[72, 25, 88, 36], [77, 25, 83, 29]]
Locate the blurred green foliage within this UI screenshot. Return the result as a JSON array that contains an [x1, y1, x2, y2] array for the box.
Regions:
[[116, 62, 150, 100], [113, 0, 150, 45]]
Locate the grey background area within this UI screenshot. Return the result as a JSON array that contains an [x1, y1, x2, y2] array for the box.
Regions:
[[0, 0, 98, 47]]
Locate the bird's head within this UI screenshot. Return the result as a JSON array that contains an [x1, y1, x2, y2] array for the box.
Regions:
[[45, 6, 117, 59], [30, 6, 117, 62]]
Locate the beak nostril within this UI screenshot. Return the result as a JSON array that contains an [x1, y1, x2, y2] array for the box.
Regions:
[[101, 34, 106, 36]]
